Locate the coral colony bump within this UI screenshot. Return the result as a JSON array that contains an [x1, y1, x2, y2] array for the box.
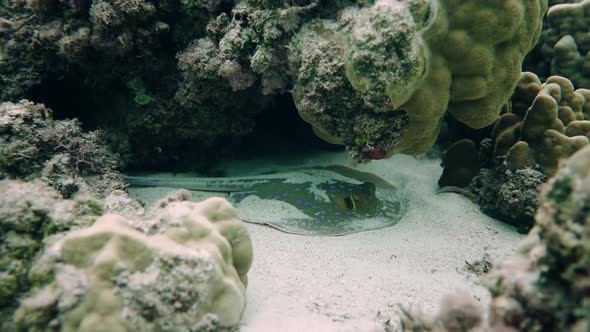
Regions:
[[2, 0, 590, 331]]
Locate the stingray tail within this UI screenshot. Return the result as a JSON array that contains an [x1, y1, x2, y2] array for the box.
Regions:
[[125, 175, 260, 192]]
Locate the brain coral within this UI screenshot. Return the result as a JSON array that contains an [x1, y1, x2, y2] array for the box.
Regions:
[[486, 144, 590, 331], [289, 0, 547, 162], [15, 196, 253, 331]]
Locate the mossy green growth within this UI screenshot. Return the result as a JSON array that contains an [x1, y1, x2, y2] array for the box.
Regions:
[[181, 0, 209, 10], [127, 78, 153, 106], [289, 11, 411, 162], [0, 273, 18, 305], [342, 3, 428, 112], [546, 175, 572, 204]]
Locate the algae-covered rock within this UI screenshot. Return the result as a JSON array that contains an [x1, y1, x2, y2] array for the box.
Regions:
[[0, 180, 104, 332], [486, 144, 590, 331], [14, 195, 253, 331], [289, 0, 546, 162], [0, 100, 125, 198], [288, 2, 418, 162], [1, 0, 547, 167], [0, 0, 255, 170], [469, 164, 546, 232]]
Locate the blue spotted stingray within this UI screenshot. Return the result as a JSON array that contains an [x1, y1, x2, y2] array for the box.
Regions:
[[126, 166, 408, 236]]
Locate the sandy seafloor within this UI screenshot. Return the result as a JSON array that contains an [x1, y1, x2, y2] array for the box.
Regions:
[[129, 150, 523, 332]]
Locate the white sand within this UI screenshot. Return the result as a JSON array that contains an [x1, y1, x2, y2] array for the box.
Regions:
[[129, 152, 523, 332]]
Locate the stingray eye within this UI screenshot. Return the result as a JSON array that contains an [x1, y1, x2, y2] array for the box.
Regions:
[[344, 195, 357, 210]]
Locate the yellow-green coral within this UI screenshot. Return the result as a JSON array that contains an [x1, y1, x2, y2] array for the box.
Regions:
[[492, 72, 590, 175], [15, 196, 253, 331], [438, 0, 546, 128], [543, 0, 590, 89], [290, 0, 546, 161]]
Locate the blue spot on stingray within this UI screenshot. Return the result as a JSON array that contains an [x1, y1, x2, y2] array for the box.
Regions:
[[274, 195, 281, 199], [295, 199, 304, 205], [334, 212, 342, 216], [295, 187, 301, 192], [283, 193, 288, 197], [304, 201, 311, 206]]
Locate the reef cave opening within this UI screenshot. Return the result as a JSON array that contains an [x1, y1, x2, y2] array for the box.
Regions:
[[234, 93, 343, 160], [28, 72, 128, 132], [27, 75, 340, 173]]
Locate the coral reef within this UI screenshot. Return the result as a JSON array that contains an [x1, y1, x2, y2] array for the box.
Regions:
[[0, 0, 163, 101], [526, 0, 590, 89], [14, 193, 253, 331], [468, 163, 546, 233], [486, 144, 590, 331], [0, 180, 104, 332], [0, 100, 124, 198], [403, 146, 590, 331], [440, 72, 590, 230], [0, 0, 265, 169], [288, 2, 417, 162], [492, 72, 590, 176], [288, 0, 546, 162], [181, 0, 319, 95], [1, 0, 547, 166]]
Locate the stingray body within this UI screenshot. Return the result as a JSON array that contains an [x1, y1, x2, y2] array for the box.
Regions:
[[126, 166, 408, 236]]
